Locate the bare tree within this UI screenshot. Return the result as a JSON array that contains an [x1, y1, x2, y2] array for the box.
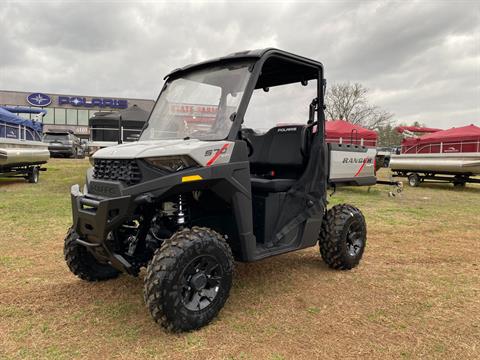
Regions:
[[325, 82, 393, 129]]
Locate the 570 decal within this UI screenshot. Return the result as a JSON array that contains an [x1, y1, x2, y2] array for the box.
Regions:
[[205, 143, 230, 167], [204, 147, 228, 157]]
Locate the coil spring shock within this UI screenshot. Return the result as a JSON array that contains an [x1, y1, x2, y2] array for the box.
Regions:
[[174, 194, 187, 226]]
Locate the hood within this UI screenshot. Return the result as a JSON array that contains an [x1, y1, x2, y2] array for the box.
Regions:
[[93, 139, 204, 160]]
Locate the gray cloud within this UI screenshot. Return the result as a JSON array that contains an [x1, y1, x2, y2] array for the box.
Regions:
[[0, 0, 478, 129]]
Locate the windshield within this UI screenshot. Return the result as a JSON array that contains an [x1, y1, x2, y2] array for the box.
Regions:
[[140, 61, 252, 141]]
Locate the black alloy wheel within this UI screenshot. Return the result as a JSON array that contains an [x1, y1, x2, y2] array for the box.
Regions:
[[181, 255, 223, 311], [144, 227, 234, 332], [319, 204, 367, 270], [345, 220, 364, 257]]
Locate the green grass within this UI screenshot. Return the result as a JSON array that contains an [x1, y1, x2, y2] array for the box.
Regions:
[[0, 159, 479, 359]]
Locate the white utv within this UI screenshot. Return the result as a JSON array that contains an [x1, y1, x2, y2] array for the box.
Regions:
[[65, 49, 368, 331]]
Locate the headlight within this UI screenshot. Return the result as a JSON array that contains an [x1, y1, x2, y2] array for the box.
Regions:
[[89, 156, 95, 166], [144, 155, 198, 172]]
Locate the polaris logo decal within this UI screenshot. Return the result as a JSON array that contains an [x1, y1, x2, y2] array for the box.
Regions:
[[277, 127, 297, 133]]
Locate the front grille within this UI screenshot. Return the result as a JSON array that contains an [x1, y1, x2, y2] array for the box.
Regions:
[[93, 159, 142, 186]]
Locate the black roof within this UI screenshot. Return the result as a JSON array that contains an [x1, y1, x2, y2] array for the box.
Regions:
[[165, 48, 323, 80], [90, 104, 150, 123]]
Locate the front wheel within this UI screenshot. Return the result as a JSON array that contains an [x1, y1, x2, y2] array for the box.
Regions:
[[64, 227, 120, 281], [144, 227, 234, 332], [319, 204, 367, 270]]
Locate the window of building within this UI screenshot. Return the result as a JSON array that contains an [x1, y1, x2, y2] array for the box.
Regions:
[[78, 110, 89, 125], [67, 109, 78, 125], [54, 108, 66, 124], [43, 107, 55, 124]]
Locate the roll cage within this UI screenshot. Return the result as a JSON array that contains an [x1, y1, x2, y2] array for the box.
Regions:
[[164, 48, 326, 142]]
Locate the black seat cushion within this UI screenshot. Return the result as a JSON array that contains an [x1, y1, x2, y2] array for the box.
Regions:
[[251, 177, 296, 192]]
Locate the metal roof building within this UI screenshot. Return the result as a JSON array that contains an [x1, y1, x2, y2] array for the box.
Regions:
[[0, 90, 155, 138]]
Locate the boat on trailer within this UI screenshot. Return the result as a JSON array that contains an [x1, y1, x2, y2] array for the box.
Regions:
[[390, 124, 480, 187], [0, 106, 50, 183]]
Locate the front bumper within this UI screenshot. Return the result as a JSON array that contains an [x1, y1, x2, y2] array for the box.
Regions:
[[71, 184, 133, 244], [71, 184, 141, 274], [49, 145, 73, 156]]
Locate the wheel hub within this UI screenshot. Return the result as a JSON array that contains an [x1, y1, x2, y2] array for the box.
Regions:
[[181, 255, 223, 311], [190, 272, 208, 290], [346, 224, 364, 257]]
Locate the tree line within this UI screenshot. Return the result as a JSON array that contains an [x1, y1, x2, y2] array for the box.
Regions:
[[324, 82, 424, 147]]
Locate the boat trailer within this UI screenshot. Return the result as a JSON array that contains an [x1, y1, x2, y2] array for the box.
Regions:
[[393, 171, 480, 187]]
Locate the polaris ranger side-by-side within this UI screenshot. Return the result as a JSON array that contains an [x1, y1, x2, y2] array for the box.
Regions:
[[65, 49, 368, 331]]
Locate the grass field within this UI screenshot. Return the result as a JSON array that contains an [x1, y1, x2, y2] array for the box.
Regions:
[[0, 159, 479, 359]]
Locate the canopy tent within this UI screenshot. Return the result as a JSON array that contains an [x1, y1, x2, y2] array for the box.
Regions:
[[325, 120, 377, 147], [401, 124, 480, 154], [395, 126, 442, 134], [0, 106, 45, 133]]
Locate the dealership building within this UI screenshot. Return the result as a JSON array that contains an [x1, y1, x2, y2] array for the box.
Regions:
[[0, 90, 155, 139]]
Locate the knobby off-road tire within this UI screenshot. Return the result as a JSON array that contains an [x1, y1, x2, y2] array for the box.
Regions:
[[144, 227, 234, 332], [64, 227, 120, 281], [319, 204, 367, 270]]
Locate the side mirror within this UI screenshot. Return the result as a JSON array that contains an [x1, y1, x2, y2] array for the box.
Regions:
[[301, 80, 308, 86], [263, 87, 269, 92]]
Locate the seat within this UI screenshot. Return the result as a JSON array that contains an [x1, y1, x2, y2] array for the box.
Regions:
[[250, 177, 296, 192], [243, 124, 311, 192]]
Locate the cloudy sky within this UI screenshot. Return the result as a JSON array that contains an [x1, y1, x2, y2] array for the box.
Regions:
[[0, 0, 478, 128]]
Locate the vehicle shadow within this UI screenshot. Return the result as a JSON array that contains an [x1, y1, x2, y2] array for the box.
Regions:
[[42, 249, 330, 332]]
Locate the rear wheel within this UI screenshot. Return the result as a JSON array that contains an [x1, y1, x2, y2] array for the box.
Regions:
[[319, 204, 367, 270], [64, 227, 120, 281], [144, 227, 234, 332], [408, 173, 421, 187]]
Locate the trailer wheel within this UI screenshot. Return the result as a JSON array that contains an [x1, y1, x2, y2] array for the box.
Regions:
[[144, 227, 234, 332], [27, 167, 39, 183], [319, 204, 367, 270], [408, 173, 421, 187]]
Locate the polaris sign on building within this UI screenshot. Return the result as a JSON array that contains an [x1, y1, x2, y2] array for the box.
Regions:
[[58, 96, 128, 109], [0, 89, 154, 138], [27, 93, 52, 107]]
